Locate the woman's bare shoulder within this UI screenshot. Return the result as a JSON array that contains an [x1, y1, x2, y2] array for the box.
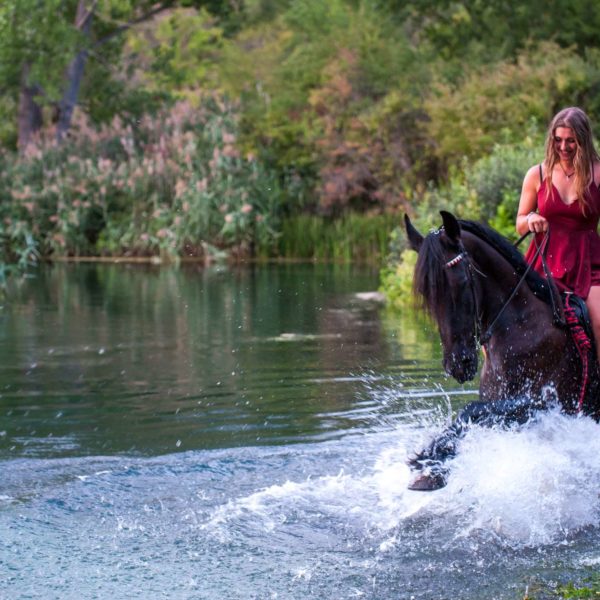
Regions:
[[523, 163, 543, 188]]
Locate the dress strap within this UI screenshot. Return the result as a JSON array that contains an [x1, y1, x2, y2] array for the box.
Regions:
[[539, 163, 543, 184]]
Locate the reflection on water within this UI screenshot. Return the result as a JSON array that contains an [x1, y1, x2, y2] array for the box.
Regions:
[[0, 263, 458, 459], [7, 264, 595, 599]]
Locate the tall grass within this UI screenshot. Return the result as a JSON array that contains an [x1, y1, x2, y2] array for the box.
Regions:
[[277, 213, 397, 263]]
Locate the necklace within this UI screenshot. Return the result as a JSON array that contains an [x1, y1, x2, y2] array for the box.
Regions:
[[559, 162, 575, 179]]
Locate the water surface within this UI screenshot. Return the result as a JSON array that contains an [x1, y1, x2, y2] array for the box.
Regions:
[[1, 264, 599, 599]]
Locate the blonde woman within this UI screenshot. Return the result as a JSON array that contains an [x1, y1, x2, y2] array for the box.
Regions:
[[516, 107, 600, 361]]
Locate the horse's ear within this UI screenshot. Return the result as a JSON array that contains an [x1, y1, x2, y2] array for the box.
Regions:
[[440, 210, 461, 243], [404, 214, 424, 252]]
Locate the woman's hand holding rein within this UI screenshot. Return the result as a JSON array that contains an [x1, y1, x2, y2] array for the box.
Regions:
[[526, 211, 548, 233]]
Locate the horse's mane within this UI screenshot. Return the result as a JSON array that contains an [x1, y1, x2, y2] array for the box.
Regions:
[[414, 219, 552, 319], [459, 220, 552, 301]]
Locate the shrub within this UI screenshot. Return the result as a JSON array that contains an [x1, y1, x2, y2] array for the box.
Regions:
[[379, 248, 417, 311], [0, 95, 285, 263], [424, 42, 599, 170], [380, 138, 544, 307]]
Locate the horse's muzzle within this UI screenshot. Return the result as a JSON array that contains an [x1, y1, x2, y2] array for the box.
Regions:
[[444, 351, 478, 383]]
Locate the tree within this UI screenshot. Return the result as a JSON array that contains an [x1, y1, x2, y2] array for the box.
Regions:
[[0, 1, 76, 149], [0, 0, 240, 151]]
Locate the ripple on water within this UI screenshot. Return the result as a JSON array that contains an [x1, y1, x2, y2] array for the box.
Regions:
[[2, 408, 600, 599]]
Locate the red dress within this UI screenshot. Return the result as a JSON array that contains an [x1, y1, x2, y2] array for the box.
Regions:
[[524, 173, 600, 299]]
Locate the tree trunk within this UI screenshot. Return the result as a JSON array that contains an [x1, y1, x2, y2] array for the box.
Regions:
[[56, 0, 95, 142], [17, 63, 43, 154]]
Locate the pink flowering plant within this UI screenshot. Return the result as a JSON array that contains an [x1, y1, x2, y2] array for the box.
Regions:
[[0, 94, 283, 265]]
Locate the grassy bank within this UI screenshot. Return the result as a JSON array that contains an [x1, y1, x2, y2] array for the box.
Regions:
[[276, 213, 397, 263], [0, 95, 397, 276]]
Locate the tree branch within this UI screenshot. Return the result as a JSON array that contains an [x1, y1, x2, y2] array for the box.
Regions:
[[93, 2, 175, 48], [76, 0, 99, 30]]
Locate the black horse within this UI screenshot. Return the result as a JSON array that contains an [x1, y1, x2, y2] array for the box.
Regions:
[[404, 211, 600, 490]]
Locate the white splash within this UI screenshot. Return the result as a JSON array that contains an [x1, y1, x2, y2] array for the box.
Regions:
[[371, 408, 600, 545], [202, 408, 600, 550]]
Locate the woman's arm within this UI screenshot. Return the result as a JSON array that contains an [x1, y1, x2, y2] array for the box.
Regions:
[[516, 165, 547, 235]]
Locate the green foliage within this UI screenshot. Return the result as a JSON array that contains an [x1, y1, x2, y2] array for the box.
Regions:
[[217, 0, 426, 213], [278, 213, 396, 262], [379, 139, 544, 307], [0, 95, 285, 263], [424, 42, 598, 169], [379, 249, 417, 311], [402, 0, 600, 64], [0, 0, 76, 96], [124, 8, 223, 96], [0, 219, 39, 286], [416, 136, 543, 229], [464, 135, 543, 235], [6, 0, 600, 287], [556, 582, 600, 599], [0, 1, 243, 147], [555, 573, 600, 599]]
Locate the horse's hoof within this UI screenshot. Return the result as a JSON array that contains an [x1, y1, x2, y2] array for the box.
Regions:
[[408, 472, 447, 492]]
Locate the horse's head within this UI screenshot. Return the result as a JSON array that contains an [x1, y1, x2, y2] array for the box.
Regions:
[[404, 211, 479, 383]]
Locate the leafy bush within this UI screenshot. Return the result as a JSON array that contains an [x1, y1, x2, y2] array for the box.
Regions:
[[380, 138, 544, 307], [0, 95, 285, 263], [424, 42, 600, 170], [379, 248, 417, 311]]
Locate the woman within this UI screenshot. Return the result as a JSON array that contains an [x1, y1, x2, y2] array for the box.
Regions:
[[516, 106, 600, 362]]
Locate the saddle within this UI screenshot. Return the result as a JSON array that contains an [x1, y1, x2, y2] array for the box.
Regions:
[[560, 292, 594, 341], [559, 292, 597, 411], [561, 292, 594, 344]]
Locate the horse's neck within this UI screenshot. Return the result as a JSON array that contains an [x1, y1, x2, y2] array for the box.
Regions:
[[474, 246, 554, 332]]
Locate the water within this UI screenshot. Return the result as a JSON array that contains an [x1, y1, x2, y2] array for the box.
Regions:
[[1, 264, 600, 599]]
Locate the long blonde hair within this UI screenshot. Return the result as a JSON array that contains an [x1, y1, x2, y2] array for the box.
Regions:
[[544, 106, 600, 214]]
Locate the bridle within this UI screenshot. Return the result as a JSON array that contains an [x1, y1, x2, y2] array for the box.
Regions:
[[441, 228, 563, 346], [442, 237, 486, 344]]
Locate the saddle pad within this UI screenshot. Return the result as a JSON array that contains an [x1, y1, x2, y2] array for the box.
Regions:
[[562, 292, 594, 343]]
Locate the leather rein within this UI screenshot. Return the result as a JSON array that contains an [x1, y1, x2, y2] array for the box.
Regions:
[[443, 228, 565, 346]]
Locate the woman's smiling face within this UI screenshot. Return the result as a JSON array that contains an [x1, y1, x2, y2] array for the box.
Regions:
[[554, 126, 578, 163]]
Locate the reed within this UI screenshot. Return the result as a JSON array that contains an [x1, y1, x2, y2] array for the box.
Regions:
[[276, 213, 397, 263]]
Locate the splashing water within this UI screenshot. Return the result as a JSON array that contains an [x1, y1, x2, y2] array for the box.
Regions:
[[3, 264, 600, 598], [3, 406, 600, 599], [203, 408, 600, 552]]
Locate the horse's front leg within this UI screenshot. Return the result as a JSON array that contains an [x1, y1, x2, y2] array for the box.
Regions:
[[407, 395, 548, 491]]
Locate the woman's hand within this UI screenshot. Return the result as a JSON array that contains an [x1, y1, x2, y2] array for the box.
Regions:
[[526, 212, 548, 233]]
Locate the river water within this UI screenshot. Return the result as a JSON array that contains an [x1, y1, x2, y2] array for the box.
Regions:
[[1, 263, 600, 599]]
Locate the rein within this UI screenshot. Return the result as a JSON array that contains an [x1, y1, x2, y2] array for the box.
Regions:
[[514, 229, 565, 329], [444, 228, 564, 346], [441, 224, 590, 412]]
